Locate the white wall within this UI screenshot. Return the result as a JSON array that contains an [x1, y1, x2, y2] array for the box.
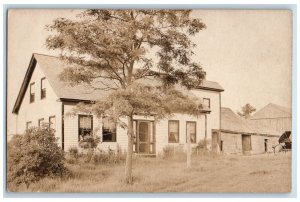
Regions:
[[155, 113, 205, 155], [63, 104, 128, 152], [191, 89, 221, 139], [15, 62, 62, 145], [63, 88, 221, 154]]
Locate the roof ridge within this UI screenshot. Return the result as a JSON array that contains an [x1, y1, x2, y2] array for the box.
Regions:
[[268, 103, 291, 113]]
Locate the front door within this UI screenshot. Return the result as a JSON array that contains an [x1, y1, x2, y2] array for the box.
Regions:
[[136, 121, 155, 154]]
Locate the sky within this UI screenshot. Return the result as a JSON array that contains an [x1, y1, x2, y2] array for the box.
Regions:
[[7, 9, 292, 135]]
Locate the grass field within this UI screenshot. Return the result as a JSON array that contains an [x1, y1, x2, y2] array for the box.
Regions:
[[11, 152, 291, 193]]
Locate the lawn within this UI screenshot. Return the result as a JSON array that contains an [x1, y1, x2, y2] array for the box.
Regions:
[[10, 152, 291, 193]]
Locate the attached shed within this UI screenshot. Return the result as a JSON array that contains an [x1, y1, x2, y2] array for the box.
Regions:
[[212, 108, 281, 155]]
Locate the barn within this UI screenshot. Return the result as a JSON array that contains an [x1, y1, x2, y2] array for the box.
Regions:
[[250, 103, 292, 134], [212, 107, 281, 155]]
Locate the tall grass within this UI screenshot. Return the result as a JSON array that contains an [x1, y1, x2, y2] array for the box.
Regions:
[[8, 152, 291, 192]]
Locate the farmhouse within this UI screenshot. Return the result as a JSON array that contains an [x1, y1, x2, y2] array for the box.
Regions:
[[12, 53, 224, 155], [212, 107, 281, 155]]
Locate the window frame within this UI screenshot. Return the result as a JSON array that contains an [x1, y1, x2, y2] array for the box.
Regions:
[[203, 98, 211, 108], [29, 82, 35, 103], [26, 121, 32, 130], [102, 117, 117, 142], [186, 121, 197, 144], [49, 116, 56, 130], [78, 114, 93, 141], [168, 120, 180, 143], [38, 118, 44, 127], [41, 77, 46, 99]]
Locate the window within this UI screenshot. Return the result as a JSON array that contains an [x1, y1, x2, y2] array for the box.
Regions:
[[78, 115, 93, 141], [102, 117, 116, 142], [26, 121, 32, 130], [168, 120, 179, 143], [41, 77, 46, 99], [38, 118, 44, 127], [30, 82, 35, 103], [49, 116, 56, 130], [186, 121, 196, 143], [203, 98, 210, 108]]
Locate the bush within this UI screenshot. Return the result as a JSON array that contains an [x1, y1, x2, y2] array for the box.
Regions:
[[79, 134, 100, 149], [66, 146, 79, 164], [196, 139, 211, 156], [68, 146, 79, 158], [91, 148, 126, 165], [7, 126, 67, 188]]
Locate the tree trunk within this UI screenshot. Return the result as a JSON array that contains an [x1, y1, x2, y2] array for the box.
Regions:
[[187, 130, 191, 169], [125, 115, 134, 184]]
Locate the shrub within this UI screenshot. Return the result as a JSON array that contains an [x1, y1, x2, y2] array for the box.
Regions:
[[7, 126, 67, 188], [196, 139, 210, 156], [68, 146, 79, 159], [79, 134, 100, 149]]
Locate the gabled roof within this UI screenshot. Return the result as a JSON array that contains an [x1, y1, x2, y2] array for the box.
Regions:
[[221, 107, 253, 134], [221, 107, 281, 136], [250, 103, 291, 120], [13, 53, 224, 114]]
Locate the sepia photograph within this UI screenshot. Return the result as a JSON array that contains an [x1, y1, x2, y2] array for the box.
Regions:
[[6, 8, 292, 193]]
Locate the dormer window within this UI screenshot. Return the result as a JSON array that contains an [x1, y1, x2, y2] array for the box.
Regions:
[[41, 77, 46, 99], [203, 98, 210, 108], [30, 82, 35, 103]]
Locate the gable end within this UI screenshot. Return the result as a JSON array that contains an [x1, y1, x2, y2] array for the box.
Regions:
[[12, 55, 37, 114]]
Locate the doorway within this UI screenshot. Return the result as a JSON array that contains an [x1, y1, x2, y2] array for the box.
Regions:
[[242, 135, 252, 155], [212, 130, 221, 153], [136, 121, 155, 154], [264, 139, 268, 152]]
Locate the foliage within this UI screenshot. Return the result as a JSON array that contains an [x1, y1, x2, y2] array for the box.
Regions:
[[7, 126, 67, 188], [237, 103, 256, 119], [66, 146, 79, 164], [196, 139, 210, 156], [68, 146, 79, 159], [46, 9, 207, 183], [66, 147, 126, 165], [46, 9, 207, 121], [91, 149, 126, 165], [79, 134, 100, 149]]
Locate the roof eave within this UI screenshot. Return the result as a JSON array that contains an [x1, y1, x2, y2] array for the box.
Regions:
[[12, 55, 37, 114], [59, 98, 94, 104], [196, 86, 224, 92]]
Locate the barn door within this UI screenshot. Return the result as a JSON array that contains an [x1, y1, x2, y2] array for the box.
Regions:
[[242, 135, 251, 154]]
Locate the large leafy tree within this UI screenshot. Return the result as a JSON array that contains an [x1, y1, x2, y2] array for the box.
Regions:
[[46, 9, 206, 183]]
